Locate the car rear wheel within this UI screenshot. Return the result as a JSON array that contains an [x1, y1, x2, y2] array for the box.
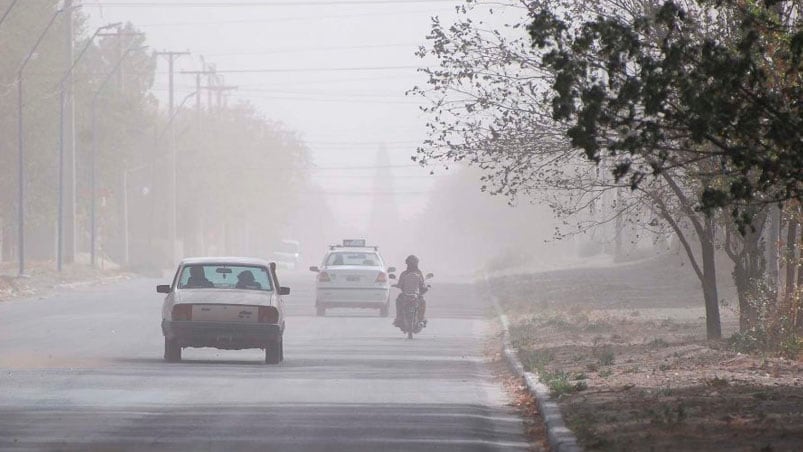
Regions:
[[164, 337, 181, 362], [316, 306, 326, 317], [265, 340, 282, 364]]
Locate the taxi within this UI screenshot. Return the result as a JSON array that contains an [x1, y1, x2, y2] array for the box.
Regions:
[[309, 240, 395, 317]]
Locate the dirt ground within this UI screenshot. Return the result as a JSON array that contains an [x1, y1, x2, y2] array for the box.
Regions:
[[489, 254, 803, 452], [0, 260, 129, 302]]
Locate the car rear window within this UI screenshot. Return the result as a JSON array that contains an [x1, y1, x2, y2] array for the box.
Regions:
[[177, 264, 273, 291], [325, 252, 381, 267]]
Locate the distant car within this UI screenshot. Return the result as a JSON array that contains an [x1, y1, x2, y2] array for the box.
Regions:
[[309, 240, 396, 317], [157, 257, 289, 364], [272, 239, 302, 270]]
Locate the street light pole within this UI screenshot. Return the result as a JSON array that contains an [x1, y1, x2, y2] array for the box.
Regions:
[[56, 21, 121, 272], [90, 45, 147, 267], [156, 51, 189, 265], [17, 8, 63, 277]]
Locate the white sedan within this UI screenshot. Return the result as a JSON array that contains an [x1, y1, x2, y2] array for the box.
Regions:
[[309, 246, 395, 317], [157, 257, 288, 364]]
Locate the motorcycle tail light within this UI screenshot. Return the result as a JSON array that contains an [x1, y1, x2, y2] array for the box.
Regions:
[[375, 272, 387, 283], [258, 306, 279, 323], [172, 304, 192, 321], [318, 271, 331, 282]]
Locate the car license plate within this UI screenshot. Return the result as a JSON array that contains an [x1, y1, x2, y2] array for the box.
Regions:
[[346, 275, 361, 282]]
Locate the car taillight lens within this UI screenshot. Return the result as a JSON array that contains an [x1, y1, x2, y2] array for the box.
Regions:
[[318, 271, 331, 282], [375, 272, 387, 283], [172, 304, 192, 321], [258, 306, 279, 323]]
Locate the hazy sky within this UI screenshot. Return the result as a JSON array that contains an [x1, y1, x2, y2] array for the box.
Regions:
[[82, 0, 474, 228]]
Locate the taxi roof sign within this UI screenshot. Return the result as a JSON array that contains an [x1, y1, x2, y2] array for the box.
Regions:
[[342, 239, 366, 247]]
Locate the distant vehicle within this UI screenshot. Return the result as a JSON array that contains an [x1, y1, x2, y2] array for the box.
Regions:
[[157, 257, 289, 364], [309, 239, 396, 317], [272, 239, 302, 270]]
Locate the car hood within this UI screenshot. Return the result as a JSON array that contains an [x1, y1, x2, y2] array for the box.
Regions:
[[175, 289, 273, 306]]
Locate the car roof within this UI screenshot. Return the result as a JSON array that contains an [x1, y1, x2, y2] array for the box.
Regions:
[[180, 256, 273, 267], [327, 247, 381, 254]]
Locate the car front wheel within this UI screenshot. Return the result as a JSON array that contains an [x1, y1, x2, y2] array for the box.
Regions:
[[164, 337, 181, 362]]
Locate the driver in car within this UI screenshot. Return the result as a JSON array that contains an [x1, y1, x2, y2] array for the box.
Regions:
[[393, 254, 428, 327], [185, 265, 214, 288]]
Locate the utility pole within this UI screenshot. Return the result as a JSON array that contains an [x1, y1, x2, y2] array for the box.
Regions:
[[17, 8, 63, 276], [62, 0, 79, 268], [97, 29, 142, 89], [206, 85, 238, 111], [180, 62, 214, 256], [180, 65, 214, 125], [90, 44, 147, 267], [58, 19, 120, 271], [156, 50, 189, 266]]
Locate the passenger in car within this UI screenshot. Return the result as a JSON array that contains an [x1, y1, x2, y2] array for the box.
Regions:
[[185, 265, 214, 288], [236, 270, 262, 290]]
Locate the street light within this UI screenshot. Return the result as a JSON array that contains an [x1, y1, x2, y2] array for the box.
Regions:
[[16, 7, 64, 277], [56, 22, 121, 272], [90, 44, 148, 267]]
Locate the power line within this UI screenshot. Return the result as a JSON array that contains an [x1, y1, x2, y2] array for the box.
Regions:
[[136, 10, 448, 28], [232, 94, 420, 104], [209, 65, 421, 73], [203, 43, 421, 57], [82, 1, 458, 6]]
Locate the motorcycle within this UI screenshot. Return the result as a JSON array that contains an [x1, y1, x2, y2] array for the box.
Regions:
[[390, 272, 433, 339]]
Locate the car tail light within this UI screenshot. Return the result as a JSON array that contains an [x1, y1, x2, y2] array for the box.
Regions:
[[318, 271, 331, 282], [258, 306, 279, 323], [375, 272, 387, 283], [172, 304, 192, 321]]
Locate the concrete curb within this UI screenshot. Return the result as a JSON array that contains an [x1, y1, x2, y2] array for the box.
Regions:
[[486, 277, 583, 452]]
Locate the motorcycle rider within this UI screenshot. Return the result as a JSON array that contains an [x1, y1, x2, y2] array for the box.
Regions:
[[393, 254, 428, 327]]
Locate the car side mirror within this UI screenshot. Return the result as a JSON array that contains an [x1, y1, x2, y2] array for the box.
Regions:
[[156, 284, 171, 294], [425, 273, 434, 279], [387, 266, 396, 273], [389, 274, 396, 280], [279, 287, 290, 296], [309, 266, 320, 272]]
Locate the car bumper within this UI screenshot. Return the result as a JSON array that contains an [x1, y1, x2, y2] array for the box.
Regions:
[[316, 288, 389, 309], [162, 320, 282, 350]]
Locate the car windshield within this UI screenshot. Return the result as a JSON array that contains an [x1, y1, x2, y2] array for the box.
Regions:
[[177, 264, 273, 291], [326, 252, 381, 267]]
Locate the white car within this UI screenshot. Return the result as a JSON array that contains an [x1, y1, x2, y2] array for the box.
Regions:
[[272, 239, 302, 270], [309, 240, 396, 317], [157, 257, 289, 364]]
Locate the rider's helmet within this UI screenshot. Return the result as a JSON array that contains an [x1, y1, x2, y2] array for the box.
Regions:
[[405, 255, 419, 268]]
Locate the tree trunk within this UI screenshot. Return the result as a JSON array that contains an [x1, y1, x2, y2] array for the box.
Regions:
[[730, 210, 769, 332], [784, 215, 799, 301], [766, 205, 780, 290], [701, 218, 722, 340]]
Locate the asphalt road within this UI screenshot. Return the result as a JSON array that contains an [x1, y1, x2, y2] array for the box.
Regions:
[[0, 272, 530, 451]]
